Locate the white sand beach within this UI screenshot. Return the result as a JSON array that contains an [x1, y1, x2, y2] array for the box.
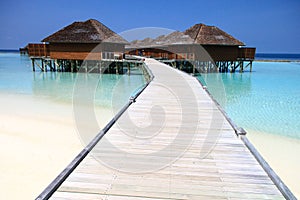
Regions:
[[0, 93, 113, 200], [248, 130, 300, 198]]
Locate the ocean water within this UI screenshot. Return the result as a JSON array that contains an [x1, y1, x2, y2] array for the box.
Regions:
[[0, 52, 146, 110], [2, 52, 300, 140], [199, 61, 300, 139], [256, 53, 300, 61]]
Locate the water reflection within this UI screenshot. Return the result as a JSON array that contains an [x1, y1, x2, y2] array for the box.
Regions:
[[31, 69, 146, 108], [199, 72, 252, 108]]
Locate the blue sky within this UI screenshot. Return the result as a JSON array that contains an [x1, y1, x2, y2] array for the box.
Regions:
[[0, 0, 299, 53]]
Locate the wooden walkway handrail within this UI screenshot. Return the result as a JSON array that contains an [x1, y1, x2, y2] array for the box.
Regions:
[[196, 75, 296, 200], [35, 64, 154, 200], [241, 136, 297, 200], [196, 79, 247, 136]]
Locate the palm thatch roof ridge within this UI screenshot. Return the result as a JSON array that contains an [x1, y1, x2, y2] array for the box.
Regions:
[[184, 23, 245, 46], [42, 19, 128, 44]]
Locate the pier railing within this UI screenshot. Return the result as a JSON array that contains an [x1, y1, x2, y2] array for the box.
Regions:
[[196, 78, 296, 200], [35, 62, 154, 200], [238, 47, 256, 60], [28, 43, 50, 57]]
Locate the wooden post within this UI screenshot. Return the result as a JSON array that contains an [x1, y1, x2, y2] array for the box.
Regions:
[[45, 59, 48, 72], [62, 60, 65, 72], [128, 62, 130, 75], [240, 61, 244, 73], [121, 62, 124, 74], [49, 60, 52, 71], [116, 62, 119, 74], [72, 60, 76, 72], [234, 61, 236, 72], [55, 60, 60, 72], [250, 61, 253, 72], [60, 60, 63, 72], [53, 60, 56, 71], [31, 58, 35, 72], [71, 60, 74, 73], [99, 61, 102, 74], [42, 59, 45, 72], [47, 60, 50, 71], [75, 60, 78, 72]]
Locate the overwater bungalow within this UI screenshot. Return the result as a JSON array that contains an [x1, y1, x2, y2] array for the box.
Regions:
[[27, 20, 255, 73], [126, 23, 256, 73], [19, 45, 28, 55], [27, 19, 129, 72]]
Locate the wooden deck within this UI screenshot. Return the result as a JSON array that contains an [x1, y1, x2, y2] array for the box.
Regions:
[[48, 59, 285, 199]]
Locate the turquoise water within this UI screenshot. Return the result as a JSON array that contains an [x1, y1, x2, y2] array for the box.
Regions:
[[0, 52, 146, 109], [199, 62, 300, 139], [2, 52, 300, 140]]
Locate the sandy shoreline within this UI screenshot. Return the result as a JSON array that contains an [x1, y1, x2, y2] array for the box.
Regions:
[[0, 93, 112, 199], [247, 130, 300, 198], [0, 93, 299, 199]]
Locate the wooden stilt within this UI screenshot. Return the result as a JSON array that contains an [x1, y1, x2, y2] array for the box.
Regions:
[[99, 61, 102, 74], [116, 62, 119, 74], [71, 60, 74, 73], [32, 58, 36, 72], [128, 62, 130, 75], [42, 59, 45, 72], [240, 61, 244, 73], [53, 60, 57, 71]]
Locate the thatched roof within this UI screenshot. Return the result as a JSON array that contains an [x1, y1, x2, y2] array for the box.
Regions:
[[42, 19, 128, 44], [126, 23, 244, 49], [184, 23, 244, 46], [155, 31, 194, 45], [127, 31, 194, 49], [129, 37, 155, 48]]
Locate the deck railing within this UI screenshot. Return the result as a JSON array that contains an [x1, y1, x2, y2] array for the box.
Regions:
[[35, 60, 154, 200], [238, 47, 256, 60], [28, 43, 50, 57]]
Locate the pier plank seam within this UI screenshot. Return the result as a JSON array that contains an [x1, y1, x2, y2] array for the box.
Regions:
[[39, 58, 290, 200]]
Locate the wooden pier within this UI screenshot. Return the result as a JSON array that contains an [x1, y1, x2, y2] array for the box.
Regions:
[[37, 58, 294, 200]]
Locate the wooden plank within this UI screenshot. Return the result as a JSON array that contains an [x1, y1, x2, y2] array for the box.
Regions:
[[48, 58, 286, 200]]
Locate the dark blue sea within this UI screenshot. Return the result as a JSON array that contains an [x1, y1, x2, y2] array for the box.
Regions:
[[255, 53, 300, 61]]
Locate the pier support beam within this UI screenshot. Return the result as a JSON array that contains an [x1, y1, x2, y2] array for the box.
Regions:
[[31, 58, 36, 72], [42, 59, 45, 72]]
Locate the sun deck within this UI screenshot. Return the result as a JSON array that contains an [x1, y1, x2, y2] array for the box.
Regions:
[[37, 59, 294, 200]]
